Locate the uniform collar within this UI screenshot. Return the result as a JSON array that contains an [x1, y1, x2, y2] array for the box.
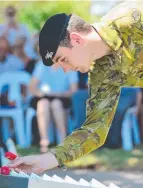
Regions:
[[92, 22, 123, 56]]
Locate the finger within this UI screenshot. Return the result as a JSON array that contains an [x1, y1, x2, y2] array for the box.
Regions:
[[14, 163, 32, 174], [15, 167, 32, 175], [14, 168, 21, 173], [8, 158, 23, 168]]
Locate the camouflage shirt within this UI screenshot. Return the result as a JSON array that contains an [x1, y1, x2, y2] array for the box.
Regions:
[[50, 1, 143, 168]]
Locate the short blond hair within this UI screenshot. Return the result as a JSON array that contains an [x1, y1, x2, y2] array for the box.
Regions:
[[60, 14, 92, 48]]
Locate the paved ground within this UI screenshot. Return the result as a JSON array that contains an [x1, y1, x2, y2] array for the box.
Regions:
[[44, 169, 143, 188]]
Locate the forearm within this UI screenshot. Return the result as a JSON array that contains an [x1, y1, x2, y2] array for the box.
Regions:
[[50, 125, 111, 166], [50, 88, 120, 166], [49, 90, 75, 98], [29, 87, 44, 98], [61, 91, 72, 98], [60, 83, 78, 98], [29, 78, 45, 98]]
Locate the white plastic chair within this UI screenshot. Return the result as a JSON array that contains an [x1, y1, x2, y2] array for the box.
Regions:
[[0, 71, 31, 148]]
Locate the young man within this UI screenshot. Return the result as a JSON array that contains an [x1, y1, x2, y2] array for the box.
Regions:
[[9, 1, 143, 174]]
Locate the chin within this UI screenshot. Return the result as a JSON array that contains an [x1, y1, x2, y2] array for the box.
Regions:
[[80, 68, 89, 73]]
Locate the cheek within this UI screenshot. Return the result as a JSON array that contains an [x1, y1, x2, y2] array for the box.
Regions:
[[71, 48, 89, 67], [64, 62, 72, 69], [71, 49, 82, 64]]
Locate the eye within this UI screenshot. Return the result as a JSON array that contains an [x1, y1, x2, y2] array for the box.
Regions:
[[61, 57, 66, 63]]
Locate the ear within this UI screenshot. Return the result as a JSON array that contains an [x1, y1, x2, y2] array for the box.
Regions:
[[70, 32, 85, 47]]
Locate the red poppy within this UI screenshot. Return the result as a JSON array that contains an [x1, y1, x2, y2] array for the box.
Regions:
[[5, 152, 17, 160], [1, 166, 11, 175]]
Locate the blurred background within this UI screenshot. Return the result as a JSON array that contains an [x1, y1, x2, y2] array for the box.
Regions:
[[0, 1, 143, 187]]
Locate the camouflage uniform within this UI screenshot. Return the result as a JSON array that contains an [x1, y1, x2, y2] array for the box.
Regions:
[[50, 1, 143, 169]]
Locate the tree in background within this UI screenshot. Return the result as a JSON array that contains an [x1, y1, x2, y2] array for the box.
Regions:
[[0, 1, 99, 32], [18, 1, 93, 32]]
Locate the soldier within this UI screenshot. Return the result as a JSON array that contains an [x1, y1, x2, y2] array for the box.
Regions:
[[8, 1, 143, 174]]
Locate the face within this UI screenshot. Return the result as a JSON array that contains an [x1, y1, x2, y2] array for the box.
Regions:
[[5, 7, 16, 24], [13, 45, 23, 56], [12, 37, 25, 55], [52, 32, 92, 73], [15, 37, 26, 47]]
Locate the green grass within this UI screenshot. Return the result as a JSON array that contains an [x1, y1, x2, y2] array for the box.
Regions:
[[17, 145, 143, 171], [17, 146, 40, 156]]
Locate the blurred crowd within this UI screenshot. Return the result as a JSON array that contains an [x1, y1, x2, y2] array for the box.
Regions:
[[0, 6, 143, 164], [0, 6, 88, 157]]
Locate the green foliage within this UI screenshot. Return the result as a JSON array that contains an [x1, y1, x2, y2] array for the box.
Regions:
[[0, 1, 99, 32], [0, 1, 25, 23], [18, 1, 92, 31]]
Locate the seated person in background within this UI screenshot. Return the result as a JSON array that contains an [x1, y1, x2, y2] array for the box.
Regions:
[[12, 36, 37, 74], [31, 32, 40, 61], [29, 61, 78, 153], [121, 88, 143, 151], [0, 36, 24, 106], [105, 87, 141, 148], [138, 88, 143, 140], [128, 88, 143, 142], [0, 5, 36, 59], [0, 36, 24, 74]]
